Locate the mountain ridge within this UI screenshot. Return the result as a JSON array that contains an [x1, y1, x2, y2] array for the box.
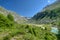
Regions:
[[31, 1, 60, 24], [0, 6, 28, 23]]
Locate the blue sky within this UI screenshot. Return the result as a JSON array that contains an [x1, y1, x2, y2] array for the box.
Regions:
[[0, 0, 56, 17]]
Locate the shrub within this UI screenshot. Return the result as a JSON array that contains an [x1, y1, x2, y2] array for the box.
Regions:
[[7, 14, 14, 21]]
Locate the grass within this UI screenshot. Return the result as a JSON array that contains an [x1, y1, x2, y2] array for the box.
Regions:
[[0, 24, 57, 40]]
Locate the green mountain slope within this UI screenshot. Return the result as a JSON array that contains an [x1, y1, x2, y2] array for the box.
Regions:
[[0, 2, 58, 40], [31, 0, 60, 24], [0, 13, 57, 40], [0, 6, 28, 23]]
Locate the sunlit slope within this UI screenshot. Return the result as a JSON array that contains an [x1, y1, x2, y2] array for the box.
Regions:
[[0, 6, 27, 23], [0, 13, 57, 40]]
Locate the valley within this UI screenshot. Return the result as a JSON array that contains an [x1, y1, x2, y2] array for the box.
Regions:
[[0, 0, 60, 40]]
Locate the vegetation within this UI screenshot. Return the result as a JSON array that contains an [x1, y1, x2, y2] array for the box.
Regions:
[[30, 1, 60, 40], [0, 1, 60, 40], [31, 7, 60, 24], [0, 13, 57, 40], [7, 14, 14, 21]]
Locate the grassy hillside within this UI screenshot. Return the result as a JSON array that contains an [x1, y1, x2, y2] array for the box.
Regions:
[[30, 1, 60, 40], [0, 6, 27, 23], [0, 12, 57, 40], [0, 1, 60, 39]]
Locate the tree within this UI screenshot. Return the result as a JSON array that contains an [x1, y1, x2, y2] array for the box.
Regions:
[[7, 14, 14, 21]]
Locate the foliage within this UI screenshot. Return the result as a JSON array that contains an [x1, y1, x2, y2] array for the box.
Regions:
[[0, 13, 13, 27], [0, 12, 57, 40], [0, 14, 57, 40], [7, 13, 14, 21], [56, 21, 60, 40]]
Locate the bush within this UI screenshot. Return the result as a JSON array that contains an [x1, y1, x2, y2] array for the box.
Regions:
[[7, 14, 14, 21]]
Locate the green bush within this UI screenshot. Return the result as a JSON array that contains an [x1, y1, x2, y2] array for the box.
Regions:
[[7, 14, 14, 21], [0, 13, 13, 27]]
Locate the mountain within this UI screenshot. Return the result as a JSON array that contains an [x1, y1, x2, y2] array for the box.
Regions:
[[0, 7, 57, 40], [0, 6, 28, 23], [43, 0, 60, 11], [31, 0, 60, 24]]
